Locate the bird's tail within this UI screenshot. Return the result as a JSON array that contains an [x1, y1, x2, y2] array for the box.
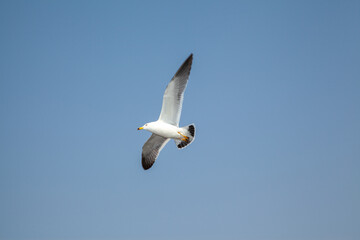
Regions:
[[174, 124, 196, 149]]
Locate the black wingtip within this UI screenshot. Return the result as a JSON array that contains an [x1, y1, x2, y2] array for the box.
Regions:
[[183, 53, 193, 66], [142, 154, 153, 170], [187, 53, 193, 62], [174, 53, 193, 78]]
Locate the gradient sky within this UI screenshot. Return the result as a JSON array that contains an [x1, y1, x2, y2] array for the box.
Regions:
[[1, 1, 359, 240]]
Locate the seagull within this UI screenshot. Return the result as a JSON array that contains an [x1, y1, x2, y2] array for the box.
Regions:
[[137, 54, 195, 170]]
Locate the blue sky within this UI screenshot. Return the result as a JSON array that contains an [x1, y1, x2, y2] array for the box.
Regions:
[[1, 0, 359, 239]]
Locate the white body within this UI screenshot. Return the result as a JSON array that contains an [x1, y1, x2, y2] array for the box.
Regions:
[[142, 121, 185, 139]]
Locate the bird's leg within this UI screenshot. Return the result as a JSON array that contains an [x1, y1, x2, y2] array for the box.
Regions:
[[177, 131, 189, 143]]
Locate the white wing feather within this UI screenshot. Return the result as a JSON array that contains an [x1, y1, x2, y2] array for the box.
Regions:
[[158, 54, 193, 126]]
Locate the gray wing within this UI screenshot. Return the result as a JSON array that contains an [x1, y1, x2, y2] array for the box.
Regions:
[[158, 54, 193, 126], [142, 134, 170, 170]]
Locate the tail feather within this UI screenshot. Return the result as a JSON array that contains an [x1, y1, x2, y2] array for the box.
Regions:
[[174, 124, 196, 149]]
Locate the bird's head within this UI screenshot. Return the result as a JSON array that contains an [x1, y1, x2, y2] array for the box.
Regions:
[[137, 123, 149, 130]]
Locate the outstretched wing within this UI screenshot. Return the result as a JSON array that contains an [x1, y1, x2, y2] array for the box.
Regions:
[[158, 54, 193, 126], [142, 134, 170, 170]]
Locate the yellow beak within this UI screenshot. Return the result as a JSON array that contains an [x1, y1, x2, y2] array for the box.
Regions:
[[137, 127, 144, 130]]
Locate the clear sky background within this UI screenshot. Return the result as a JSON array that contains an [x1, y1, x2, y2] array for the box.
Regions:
[[1, 1, 359, 240]]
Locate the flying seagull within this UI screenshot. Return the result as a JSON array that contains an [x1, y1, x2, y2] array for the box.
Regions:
[[137, 54, 195, 170]]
